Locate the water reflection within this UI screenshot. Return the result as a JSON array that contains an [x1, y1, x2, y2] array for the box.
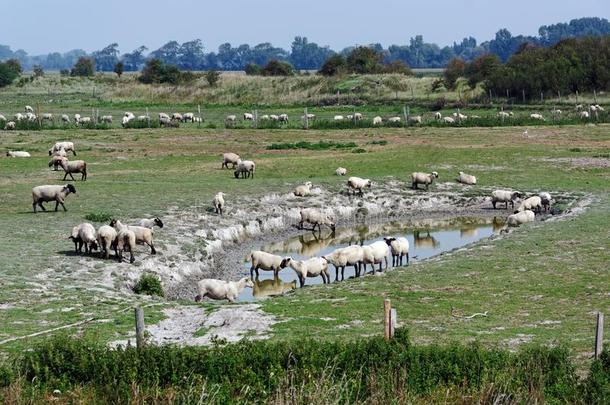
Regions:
[[252, 276, 297, 300]]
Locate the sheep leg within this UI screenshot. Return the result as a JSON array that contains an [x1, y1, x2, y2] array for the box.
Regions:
[[129, 251, 135, 263], [149, 243, 157, 255], [82, 169, 87, 181], [334, 266, 340, 282], [341, 266, 345, 281], [492, 201, 497, 209], [250, 265, 255, 279], [68, 172, 76, 181], [39, 201, 46, 211], [299, 275, 305, 288], [54, 201, 60, 211]]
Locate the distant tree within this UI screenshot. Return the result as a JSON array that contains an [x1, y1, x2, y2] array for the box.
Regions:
[[346, 47, 383, 74], [33, 65, 44, 78], [318, 54, 346, 76], [290, 36, 335, 69], [464, 54, 501, 88], [245, 63, 261, 75], [150, 41, 181, 65], [113, 61, 124, 77], [91, 43, 119, 71], [70, 57, 95, 77], [5, 59, 22, 74], [0, 61, 20, 87], [443, 58, 466, 90], [205, 70, 220, 86], [178, 39, 205, 70], [382, 60, 412, 75], [59, 69, 70, 77], [121, 46, 148, 71], [261, 59, 294, 76], [139, 59, 189, 84]]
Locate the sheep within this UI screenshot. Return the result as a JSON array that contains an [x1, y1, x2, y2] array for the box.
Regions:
[[25, 112, 37, 122], [373, 116, 383, 125], [171, 113, 183, 121], [298, 208, 336, 233], [551, 109, 562, 116], [48, 155, 65, 170], [408, 115, 423, 124], [100, 115, 113, 124], [57, 157, 87, 181], [539, 192, 552, 212], [234, 160, 255, 179], [334, 115, 344, 121], [48, 141, 76, 156], [595, 105, 605, 112], [222, 152, 241, 169], [159, 113, 170, 121], [491, 190, 521, 210], [243, 112, 254, 121], [353, 112, 363, 121], [302, 113, 316, 120], [110, 219, 157, 255], [575, 104, 584, 111], [506, 210, 535, 227], [195, 277, 254, 303], [434, 112, 442, 120], [497, 111, 510, 118], [4, 121, 15, 130], [0, 114, 5, 122], [6, 151, 31, 158], [213, 192, 225, 215], [137, 115, 149, 122], [411, 171, 438, 191], [289, 257, 330, 287], [335, 167, 347, 176], [269, 114, 279, 121], [387, 116, 401, 123], [97, 225, 118, 259], [193, 116, 203, 123], [250, 250, 291, 278], [61, 114, 70, 124], [32, 184, 76, 212], [293, 181, 313, 197], [347, 176, 372, 195], [590, 105, 599, 113], [225, 115, 237, 125], [116, 228, 136, 263], [452, 112, 467, 120], [322, 245, 363, 281], [121, 116, 134, 127], [42, 113, 54, 122], [182, 112, 195, 122], [69, 225, 81, 252], [137, 217, 164, 229], [260, 114, 270, 121], [580, 111, 590, 119], [530, 113, 545, 121], [384, 237, 409, 266], [361, 241, 389, 274], [443, 116, 455, 124], [457, 171, 477, 185], [278, 114, 289, 123], [74, 113, 81, 123], [14, 113, 24, 122], [25, 105, 33, 113], [78, 117, 92, 125], [69, 223, 98, 254], [516, 196, 542, 214]]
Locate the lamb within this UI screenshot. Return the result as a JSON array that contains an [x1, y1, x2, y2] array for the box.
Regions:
[[335, 167, 347, 176], [322, 245, 364, 281], [25, 105, 33, 113], [289, 257, 330, 287], [491, 190, 521, 209], [4, 121, 15, 130], [110, 219, 157, 255], [137, 217, 164, 229], [213, 192, 225, 215], [384, 237, 409, 266], [361, 241, 390, 274], [234, 160, 255, 179], [443, 116, 455, 124], [222, 152, 241, 169], [539, 192, 552, 212], [182, 112, 195, 122], [293, 181, 313, 197], [57, 157, 87, 181], [48, 141, 76, 156], [530, 113, 545, 121], [506, 210, 535, 227], [116, 228, 136, 263], [457, 171, 477, 185], [411, 171, 438, 190], [298, 208, 336, 232], [100, 115, 113, 124], [347, 176, 372, 195], [61, 114, 70, 123], [97, 225, 118, 259], [243, 112, 254, 121], [373, 116, 383, 125], [195, 277, 254, 303], [516, 196, 542, 214], [7, 151, 31, 158], [32, 184, 76, 212], [250, 250, 291, 278], [69, 223, 98, 254]]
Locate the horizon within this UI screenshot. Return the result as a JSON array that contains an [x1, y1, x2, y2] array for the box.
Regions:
[[1, 0, 608, 55]]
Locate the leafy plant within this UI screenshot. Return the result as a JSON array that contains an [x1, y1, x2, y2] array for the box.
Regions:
[[133, 274, 164, 297]]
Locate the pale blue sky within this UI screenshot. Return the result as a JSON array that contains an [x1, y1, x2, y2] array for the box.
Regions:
[[1, 0, 608, 54]]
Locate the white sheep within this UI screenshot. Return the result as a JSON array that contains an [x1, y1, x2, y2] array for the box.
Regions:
[[497, 111, 510, 118], [100, 115, 113, 124], [159, 113, 170, 121], [539, 192, 552, 212], [269, 114, 279, 121], [334, 115, 344, 121], [213, 192, 225, 215], [580, 111, 590, 119], [347, 176, 372, 195], [14, 113, 23, 122], [74, 113, 81, 123], [48, 141, 76, 156], [4, 121, 15, 130], [234, 160, 255, 179], [6, 151, 31, 158], [575, 104, 583, 111], [443, 116, 455, 124], [411, 171, 438, 190], [171, 113, 183, 121], [243, 112, 254, 121], [373, 116, 383, 125], [384, 237, 409, 266], [110, 219, 157, 255], [222, 152, 241, 169], [25, 112, 37, 122], [506, 210, 535, 227], [42, 113, 54, 122], [182, 112, 195, 122], [293, 181, 313, 197], [225, 115, 237, 125], [289, 257, 330, 287], [250, 250, 291, 278], [387, 116, 401, 123], [24, 105, 33, 113], [322, 245, 363, 281], [260, 114, 270, 121], [409, 115, 422, 124], [346, 114, 354, 120], [61, 114, 70, 124], [278, 114, 289, 123], [69, 223, 98, 254], [0, 114, 6, 122], [361, 241, 389, 274], [32, 184, 76, 212], [57, 157, 87, 181], [121, 115, 134, 127], [116, 228, 136, 263], [434, 112, 442, 120], [195, 277, 254, 303], [530, 113, 545, 121], [137, 217, 164, 229], [335, 167, 347, 176], [551, 109, 562, 116], [137, 115, 149, 122], [491, 190, 521, 210], [298, 208, 336, 232], [97, 225, 118, 259], [78, 117, 92, 125], [353, 112, 363, 121], [516, 196, 542, 214], [457, 171, 477, 185]]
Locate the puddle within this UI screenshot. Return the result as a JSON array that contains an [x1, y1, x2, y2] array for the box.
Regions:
[[239, 216, 505, 301]]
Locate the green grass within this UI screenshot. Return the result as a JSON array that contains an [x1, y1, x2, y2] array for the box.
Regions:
[[266, 140, 358, 150]]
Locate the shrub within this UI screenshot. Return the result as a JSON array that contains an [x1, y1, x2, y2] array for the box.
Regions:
[[60, 69, 70, 77], [346, 47, 383, 74], [33, 65, 44, 78], [84, 212, 113, 223], [430, 96, 447, 111], [444, 58, 466, 90], [205, 69, 220, 86], [113, 61, 124, 77], [383, 60, 413, 75], [133, 274, 164, 297], [318, 54, 346, 76], [267, 140, 357, 150], [71, 57, 95, 77], [245, 63, 261, 76], [5, 59, 22, 74], [138, 59, 192, 85], [262, 59, 294, 76], [0, 62, 20, 87]]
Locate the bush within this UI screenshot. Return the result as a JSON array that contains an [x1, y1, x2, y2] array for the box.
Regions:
[[444, 58, 466, 90], [0, 62, 20, 87], [139, 59, 193, 85], [5, 59, 22, 74], [267, 140, 357, 150], [60, 69, 70, 77], [244, 63, 261, 76], [33, 65, 44, 78], [133, 274, 164, 297], [205, 69, 220, 86], [261, 59, 294, 76], [318, 54, 346, 76], [113, 61, 124, 77], [430, 96, 447, 111], [383, 60, 413, 75], [84, 212, 113, 223], [346, 47, 383, 74], [71, 57, 95, 77]]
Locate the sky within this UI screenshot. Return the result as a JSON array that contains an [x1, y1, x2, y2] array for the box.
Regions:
[[1, 0, 608, 55]]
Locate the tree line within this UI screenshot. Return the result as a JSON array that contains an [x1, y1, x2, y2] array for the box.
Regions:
[[0, 18, 608, 72]]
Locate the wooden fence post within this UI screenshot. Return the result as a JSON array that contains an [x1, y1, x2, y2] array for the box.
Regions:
[[304, 107, 308, 130], [390, 308, 397, 339], [595, 312, 604, 359], [594, 89, 598, 104], [135, 307, 145, 349], [522, 89, 526, 103], [384, 299, 391, 340], [198, 104, 202, 128]]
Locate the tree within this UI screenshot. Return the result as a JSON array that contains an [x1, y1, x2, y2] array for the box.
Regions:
[[464, 54, 501, 88], [33, 65, 44, 78], [150, 41, 181, 65], [121, 46, 148, 71], [318, 54, 346, 76], [245, 63, 261, 75], [0, 61, 20, 87], [113, 61, 124, 77], [346, 47, 383, 74], [205, 70, 220, 86], [70, 57, 95, 77], [261, 59, 294, 76], [178, 39, 205, 70], [92, 43, 119, 71], [138, 59, 187, 84], [383, 60, 412, 75], [443, 58, 466, 90], [5, 59, 22, 74]]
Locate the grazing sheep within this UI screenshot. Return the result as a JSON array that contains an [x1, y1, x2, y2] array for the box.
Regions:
[[243, 112, 254, 121], [353, 112, 363, 121], [221, 152, 241, 169], [48, 155, 65, 170], [384, 237, 409, 266], [409, 115, 423, 124], [48, 141, 76, 156], [32, 184, 76, 212], [100, 115, 113, 124], [0, 114, 5, 122], [457, 171, 477, 185], [506, 210, 535, 227], [14, 113, 24, 122], [213, 192, 225, 215], [97, 225, 118, 259], [373, 116, 383, 125], [516, 196, 542, 214], [25, 105, 33, 113], [116, 228, 136, 263], [159, 113, 170, 121], [250, 251, 291, 278], [434, 112, 442, 120], [530, 113, 545, 121], [334, 115, 345, 121], [260, 114, 270, 121], [7, 151, 31, 158], [57, 157, 87, 181], [453, 112, 467, 120], [195, 277, 254, 303], [42, 113, 54, 122], [269, 114, 279, 121], [361, 241, 390, 274], [182, 112, 195, 122], [171, 113, 183, 121], [234, 160, 255, 179], [580, 111, 590, 119], [411, 171, 438, 191], [137, 217, 164, 229], [78, 117, 92, 125], [347, 176, 372, 195], [294, 181, 314, 197], [335, 167, 347, 176], [575, 104, 583, 111], [225, 115, 237, 125], [61, 114, 70, 124], [302, 113, 316, 121], [289, 257, 330, 287], [298, 208, 336, 232], [74, 114, 81, 123], [121, 115, 134, 127], [137, 115, 149, 122], [497, 111, 510, 118], [69, 223, 98, 254], [491, 190, 521, 210], [443, 116, 455, 124], [539, 192, 552, 212], [25, 112, 37, 122], [387, 116, 401, 123], [110, 219, 157, 255], [278, 114, 289, 123], [322, 245, 363, 281], [4, 121, 15, 130], [551, 109, 562, 116]]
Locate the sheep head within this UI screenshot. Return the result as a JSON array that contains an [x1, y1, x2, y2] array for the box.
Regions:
[[432, 171, 439, 178], [280, 257, 292, 268], [154, 217, 164, 228], [243, 277, 254, 288], [383, 237, 396, 246], [65, 184, 76, 194], [109, 219, 118, 227], [511, 192, 522, 200], [195, 294, 202, 302]]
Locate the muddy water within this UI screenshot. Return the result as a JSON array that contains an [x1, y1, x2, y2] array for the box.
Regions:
[[238, 217, 504, 302]]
